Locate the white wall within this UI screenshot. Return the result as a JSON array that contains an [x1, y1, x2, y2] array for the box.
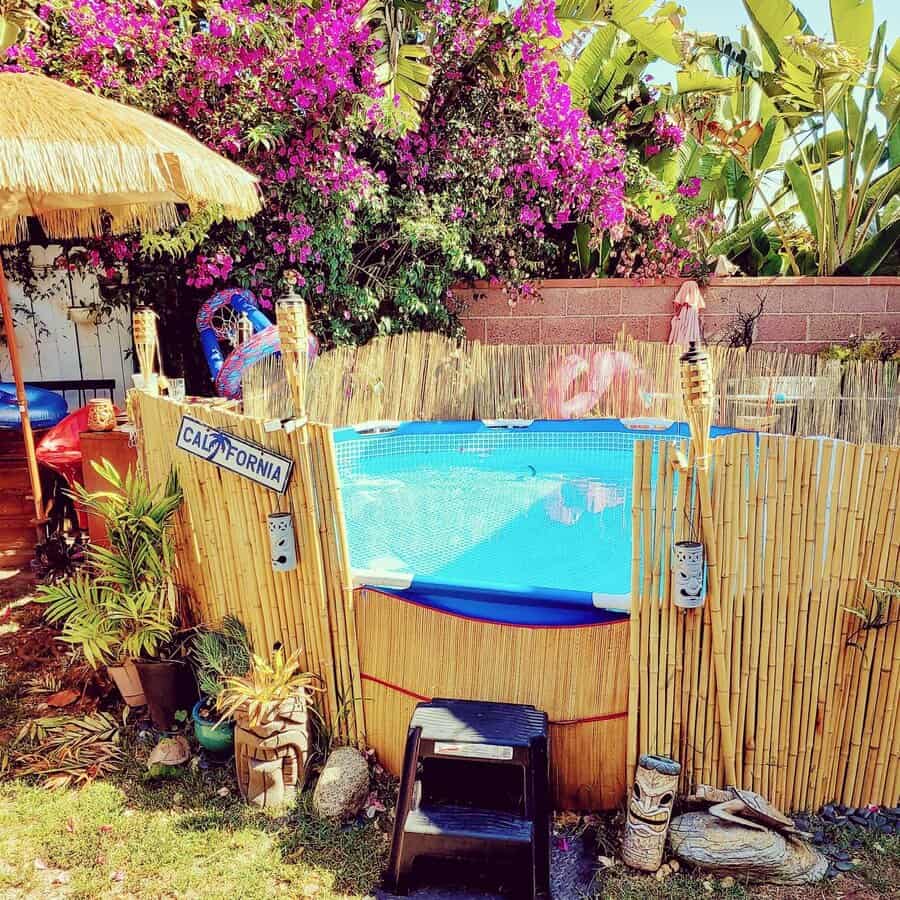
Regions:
[[0, 245, 133, 406]]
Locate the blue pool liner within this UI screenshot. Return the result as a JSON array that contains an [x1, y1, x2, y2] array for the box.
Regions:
[[337, 418, 740, 627]]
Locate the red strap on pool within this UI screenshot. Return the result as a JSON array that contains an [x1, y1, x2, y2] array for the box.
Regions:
[[359, 673, 627, 726]]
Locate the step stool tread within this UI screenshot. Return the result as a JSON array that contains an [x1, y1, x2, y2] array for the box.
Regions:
[[411, 698, 548, 746], [405, 805, 533, 843]]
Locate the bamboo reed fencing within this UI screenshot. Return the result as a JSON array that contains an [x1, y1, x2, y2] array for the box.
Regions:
[[131, 392, 364, 746], [355, 588, 630, 810], [242, 332, 899, 446], [629, 433, 900, 811]]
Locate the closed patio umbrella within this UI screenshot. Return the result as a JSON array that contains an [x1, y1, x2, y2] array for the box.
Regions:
[[0, 71, 261, 542]]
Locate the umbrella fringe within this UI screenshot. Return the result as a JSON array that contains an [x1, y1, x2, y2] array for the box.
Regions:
[[0, 73, 261, 241]]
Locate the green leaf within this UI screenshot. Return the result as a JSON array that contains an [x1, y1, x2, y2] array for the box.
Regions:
[[675, 69, 738, 94], [574, 223, 594, 275], [877, 38, 900, 120], [742, 0, 812, 68], [785, 158, 820, 240], [750, 117, 784, 172], [829, 0, 874, 61], [610, 0, 682, 64], [834, 217, 900, 275]]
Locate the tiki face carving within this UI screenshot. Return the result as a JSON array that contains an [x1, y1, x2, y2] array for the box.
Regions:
[[622, 754, 681, 872]]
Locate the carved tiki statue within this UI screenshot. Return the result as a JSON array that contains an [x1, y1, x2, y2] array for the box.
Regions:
[[234, 695, 309, 808], [622, 754, 682, 872]]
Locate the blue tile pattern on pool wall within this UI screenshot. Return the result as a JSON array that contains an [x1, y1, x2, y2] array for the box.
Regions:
[[332, 418, 722, 477]]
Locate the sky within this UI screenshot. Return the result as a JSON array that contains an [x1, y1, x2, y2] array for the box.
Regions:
[[674, 0, 898, 40], [649, 0, 900, 84]]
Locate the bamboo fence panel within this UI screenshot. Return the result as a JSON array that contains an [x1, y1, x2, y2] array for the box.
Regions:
[[241, 332, 899, 446], [354, 587, 630, 810], [629, 432, 900, 811], [131, 392, 363, 747]]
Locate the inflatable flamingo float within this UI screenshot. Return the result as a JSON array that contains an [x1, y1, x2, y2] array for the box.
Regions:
[[543, 349, 650, 419]]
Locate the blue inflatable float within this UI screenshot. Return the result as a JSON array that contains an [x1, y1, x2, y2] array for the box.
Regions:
[[0, 383, 68, 429]]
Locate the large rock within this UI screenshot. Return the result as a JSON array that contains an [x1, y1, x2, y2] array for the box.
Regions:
[[312, 747, 370, 821], [669, 812, 828, 884]]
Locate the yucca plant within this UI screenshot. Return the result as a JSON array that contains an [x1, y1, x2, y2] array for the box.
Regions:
[[216, 647, 320, 728]]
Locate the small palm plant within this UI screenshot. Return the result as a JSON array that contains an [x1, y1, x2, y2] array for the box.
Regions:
[[216, 646, 320, 728], [37, 460, 183, 668]]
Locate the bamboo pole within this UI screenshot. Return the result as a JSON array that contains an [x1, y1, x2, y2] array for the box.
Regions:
[[679, 343, 737, 787], [0, 257, 44, 541]]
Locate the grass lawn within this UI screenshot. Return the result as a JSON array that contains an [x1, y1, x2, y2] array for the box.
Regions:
[[0, 766, 390, 899], [2, 572, 899, 900]]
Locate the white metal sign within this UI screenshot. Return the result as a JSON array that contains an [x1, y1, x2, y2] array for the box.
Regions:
[[433, 742, 513, 761], [176, 415, 293, 494]]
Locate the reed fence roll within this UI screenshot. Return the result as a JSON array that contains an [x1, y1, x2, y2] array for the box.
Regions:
[[131, 392, 364, 747], [628, 432, 900, 810], [242, 332, 899, 447]]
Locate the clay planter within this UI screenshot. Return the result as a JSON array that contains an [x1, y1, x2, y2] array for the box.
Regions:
[[134, 659, 197, 730], [234, 694, 309, 808], [107, 658, 146, 707]]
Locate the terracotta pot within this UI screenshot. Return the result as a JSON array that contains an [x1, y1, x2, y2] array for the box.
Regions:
[[108, 659, 146, 707], [134, 659, 197, 730]]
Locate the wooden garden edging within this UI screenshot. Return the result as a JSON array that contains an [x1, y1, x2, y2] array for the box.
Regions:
[[629, 433, 900, 810], [131, 392, 364, 746]]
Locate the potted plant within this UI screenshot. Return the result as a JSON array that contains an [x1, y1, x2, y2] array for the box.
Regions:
[[216, 647, 320, 808], [39, 460, 187, 726], [189, 616, 251, 754]]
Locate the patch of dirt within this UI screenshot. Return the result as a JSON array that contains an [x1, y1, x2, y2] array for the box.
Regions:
[[0, 567, 111, 747]]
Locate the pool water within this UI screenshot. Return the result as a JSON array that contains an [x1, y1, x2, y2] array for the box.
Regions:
[[340, 445, 635, 601]]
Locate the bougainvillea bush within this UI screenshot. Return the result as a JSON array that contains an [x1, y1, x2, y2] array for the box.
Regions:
[[3, 0, 713, 381]]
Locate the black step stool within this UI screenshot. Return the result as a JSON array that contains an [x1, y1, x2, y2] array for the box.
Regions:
[[387, 698, 551, 898]]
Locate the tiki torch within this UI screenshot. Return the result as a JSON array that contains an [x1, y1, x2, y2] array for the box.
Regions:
[[276, 291, 309, 421], [680, 341, 738, 787], [132, 306, 158, 393]]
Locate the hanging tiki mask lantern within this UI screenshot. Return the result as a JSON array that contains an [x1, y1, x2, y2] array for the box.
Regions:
[[267, 512, 298, 572], [622, 754, 681, 872], [672, 540, 705, 609]]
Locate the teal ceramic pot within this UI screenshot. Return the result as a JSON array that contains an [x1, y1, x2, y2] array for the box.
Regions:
[[192, 699, 234, 754]]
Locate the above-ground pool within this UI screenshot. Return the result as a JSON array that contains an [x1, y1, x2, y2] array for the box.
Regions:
[[335, 419, 736, 626]]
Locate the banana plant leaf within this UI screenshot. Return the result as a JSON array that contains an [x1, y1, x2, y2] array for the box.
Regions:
[[834, 218, 900, 275]]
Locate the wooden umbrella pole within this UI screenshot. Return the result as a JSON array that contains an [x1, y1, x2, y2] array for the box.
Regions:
[[681, 342, 738, 787], [0, 257, 44, 540]]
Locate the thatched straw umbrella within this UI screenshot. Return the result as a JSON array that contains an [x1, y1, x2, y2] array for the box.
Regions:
[[0, 72, 261, 541]]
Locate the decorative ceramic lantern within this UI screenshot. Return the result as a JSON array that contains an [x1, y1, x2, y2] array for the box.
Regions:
[[87, 397, 116, 432], [622, 754, 681, 872], [672, 540, 705, 609], [267, 512, 298, 572]]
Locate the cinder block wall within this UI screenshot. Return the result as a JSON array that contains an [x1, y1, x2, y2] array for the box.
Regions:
[[451, 277, 900, 352]]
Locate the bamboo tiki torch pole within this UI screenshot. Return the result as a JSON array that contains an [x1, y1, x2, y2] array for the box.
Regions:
[[681, 341, 738, 787], [276, 292, 309, 422]]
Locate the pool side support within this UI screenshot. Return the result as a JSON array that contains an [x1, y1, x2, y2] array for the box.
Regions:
[[680, 342, 738, 788]]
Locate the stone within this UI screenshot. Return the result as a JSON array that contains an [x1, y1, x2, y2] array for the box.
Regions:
[[669, 859, 680, 873], [669, 813, 828, 885], [720, 876, 735, 888], [147, 735, 190, 769], [312, 747, 369, 821]]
